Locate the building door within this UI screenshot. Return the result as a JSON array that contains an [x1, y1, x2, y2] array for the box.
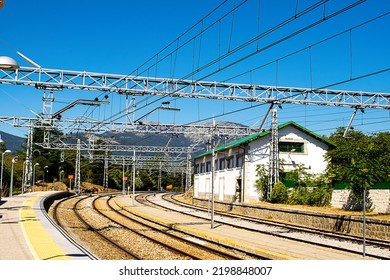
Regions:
[[205, 178, 210, 199], [235, 178, 242, 202], [218, 177, 225, 201]]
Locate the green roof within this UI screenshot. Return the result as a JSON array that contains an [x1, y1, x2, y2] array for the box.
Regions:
[[194, 121, 335, 158]]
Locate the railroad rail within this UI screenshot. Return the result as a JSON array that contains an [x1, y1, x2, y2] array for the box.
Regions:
[[45, 193, 98, 260], [143, 193, 390, 260], [99, 195, 252, 260], [52, 193, 253, 259], [53, 195, 142, 260], [167, 194, 390, 248]]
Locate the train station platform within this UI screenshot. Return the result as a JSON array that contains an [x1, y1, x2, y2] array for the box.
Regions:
[[0, 191, 94, 260]]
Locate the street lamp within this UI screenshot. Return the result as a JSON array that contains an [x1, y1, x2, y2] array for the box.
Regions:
[[0, 56, 19, 70], [1, 149, 11, 201], [44, 165, 48, 191], [59, 170, 64, 191], [32, 163, 39, 192], [9, 156, 18, 198]]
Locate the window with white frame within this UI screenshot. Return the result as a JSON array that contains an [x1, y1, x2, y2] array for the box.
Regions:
[[279, 142, 305, 153]]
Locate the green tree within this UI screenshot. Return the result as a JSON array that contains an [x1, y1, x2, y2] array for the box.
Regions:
[[325, 128, 390, 209], [108, 168, 122, 189], [139, 169, 155, 190], [255, 164, 269, 200]]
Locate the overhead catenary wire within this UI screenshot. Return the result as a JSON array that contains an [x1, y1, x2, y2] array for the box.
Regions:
[[103, 3, 389, 133], [85, 0, 339, 130], [7, 0, 386, 138]]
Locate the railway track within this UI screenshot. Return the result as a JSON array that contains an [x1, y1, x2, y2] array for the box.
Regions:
[[138, 192, 390, 260], [53, 195, 141, 260], [96, 195, 254, 260], [53, 193, 253, 260]]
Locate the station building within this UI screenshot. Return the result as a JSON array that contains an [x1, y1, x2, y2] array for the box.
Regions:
[[193, 121, 335, 203]]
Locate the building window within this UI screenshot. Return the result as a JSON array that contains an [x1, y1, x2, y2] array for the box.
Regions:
[[194, 164, 200, 174], [219, 158, 225, 170], [200, 163, 205, 173], [279, 142, 305, 153], [236, 154, 244, 167], [206, 161, 211, 172], [226, 157, 234, 169]]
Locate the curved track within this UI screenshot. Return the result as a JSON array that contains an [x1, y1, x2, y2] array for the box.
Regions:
[[53, 193, 255, 260], [95, 195, 254, 260], [53, 195, 141, 260]]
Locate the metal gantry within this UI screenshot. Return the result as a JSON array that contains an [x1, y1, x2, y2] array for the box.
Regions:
[[0, 116, 257, 136], [35, 141, 202, 155], [1, 66, 390, 109], [1, 65, 389, 193], [35, 136, 199, 193]]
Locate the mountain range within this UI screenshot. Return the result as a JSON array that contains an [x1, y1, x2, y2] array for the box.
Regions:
[[0, 121, 247, 154], [0, 130, 26, 153]]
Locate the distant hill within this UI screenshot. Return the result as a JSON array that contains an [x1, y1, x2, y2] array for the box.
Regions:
[[100, 121, 247, 149], [0, 130, 25, 153]]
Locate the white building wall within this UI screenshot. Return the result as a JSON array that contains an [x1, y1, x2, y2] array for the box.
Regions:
[[244, 136, 269, 202], [277, 126, 329, 174], [193, 124, 331, 203]]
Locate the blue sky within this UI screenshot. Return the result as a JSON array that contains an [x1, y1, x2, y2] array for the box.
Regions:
[[0, 0, 389, 138]]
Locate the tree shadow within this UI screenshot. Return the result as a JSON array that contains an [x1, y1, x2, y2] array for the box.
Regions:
[[342, 190, 373, 211]]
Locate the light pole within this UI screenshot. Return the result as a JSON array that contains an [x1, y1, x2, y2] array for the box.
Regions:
[[363, 185, 366, 257], [9, 156, 18, 198], [21, 161, 26, 194], [44, 166, 48, 191], [59, 170, 64, 190], [1, 149, 11, 201], [32, 163, 39, 192]]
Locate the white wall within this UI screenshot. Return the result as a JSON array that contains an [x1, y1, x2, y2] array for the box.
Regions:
[[193, 124, 331, 203], [331, 189, 390, 213]]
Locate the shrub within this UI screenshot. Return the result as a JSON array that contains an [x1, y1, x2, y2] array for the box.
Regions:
[[270, 181, 288, 203]]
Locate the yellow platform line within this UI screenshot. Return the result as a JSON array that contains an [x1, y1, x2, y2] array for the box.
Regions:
[[20, 194, 70, 260]]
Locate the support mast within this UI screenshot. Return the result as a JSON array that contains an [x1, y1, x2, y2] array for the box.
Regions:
[[267, 108, 279, 200]]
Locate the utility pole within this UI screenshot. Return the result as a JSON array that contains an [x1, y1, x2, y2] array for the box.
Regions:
[[210, 118, 217, 229], [75, 139, 81, 194], [185, 151, 192, 192], [268, 108, 279, 200], [158, 161, 162, 191], [122, 157, 126, 195], [42, 90, 55, 145], [103, 149, 109, 191], [23, 124, 33, 193], [132, 149, 136, 204]]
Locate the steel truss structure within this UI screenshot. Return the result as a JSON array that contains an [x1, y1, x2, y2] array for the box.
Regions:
[[35, 141, 201, 154], [1, 67, 390, 109], [2, 65, 389, 194], [0, 116, 256, 136], [35, 139, 197, 192], [85, 154, 186, 171], [78, 147, 189, 193], [267, 109, 279, 200]]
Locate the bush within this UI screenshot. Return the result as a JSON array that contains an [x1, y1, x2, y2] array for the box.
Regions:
[[288, 185, 332, 206], [270, 181, 288, 203], [255, 164, 269, 200]]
